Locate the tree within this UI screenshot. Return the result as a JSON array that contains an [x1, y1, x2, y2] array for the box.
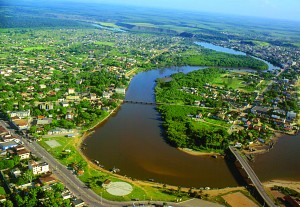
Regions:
[[23, 170, 34, 183], [52, 182, 65, 193], [2, 200, 13, 207]]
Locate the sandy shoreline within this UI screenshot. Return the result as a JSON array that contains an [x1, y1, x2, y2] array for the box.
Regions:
[[263, 180, 300, 192], [178, 147, 220, 156]]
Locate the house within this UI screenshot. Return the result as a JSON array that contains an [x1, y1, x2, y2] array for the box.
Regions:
[[38, 175, 57, 185], [39, 103, 54, 111], [11, 118, 29, 130], [17, 149, 30, 160], [47, 128, 74, 135], [194, 100, 200, 106], [60, 102, 69, 107], [28, 161, 49, 175], [65, 113, 74, 120], [0, 141, 18, 150], [32, 118, 52, 126], [68, 88, 75, 94], [287, 111, 297, 120], [40, 84, 46, 89], [11, 168, 22, 178], [61, 189, 72, 199], [66, 95, 80, 101], [102, 92, 111, 99], [10, 110, 30, 118], [115, 88, 126, 95], [251, 106, 270, 115], [0, 126, 10, 137], [90, 93, 97, 101], [71, 199, 85, 207], [1, 135, 14, 143]]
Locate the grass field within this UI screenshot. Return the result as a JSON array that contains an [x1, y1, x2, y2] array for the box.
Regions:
[[95, 41, 115, 46], [97, 22, 122, 28], [252, 40, 270, 46], [23, 46, 47, 51], [0, 186, 6, 195]]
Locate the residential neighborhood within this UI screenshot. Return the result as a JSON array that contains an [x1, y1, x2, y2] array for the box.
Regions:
[[0, 120, 85, 206]]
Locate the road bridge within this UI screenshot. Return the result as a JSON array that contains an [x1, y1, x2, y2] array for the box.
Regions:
[[229, 146, 277, 207], [123, 100, 162, 105]]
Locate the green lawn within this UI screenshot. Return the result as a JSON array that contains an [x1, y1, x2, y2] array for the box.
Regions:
[[211, 73, 244, 90], [95, 41, 115, 46], [252, 40, 270, 46], [23, 46, 47, 51], [0, 186, 6, 195], [97, 22, 121, 28], [38, 137, 85, 166]]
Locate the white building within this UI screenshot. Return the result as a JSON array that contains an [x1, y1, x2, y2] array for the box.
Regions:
[[17, 149, 30, 160], [115, 88, 126, 95], [10, 110, 30, 118], [28, 161, 49, 175], [287, 111, 297, 120]]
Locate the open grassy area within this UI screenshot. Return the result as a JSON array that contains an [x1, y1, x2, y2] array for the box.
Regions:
[[95, 41, 115, 46], [23, 46, 48, 51], [130, 23, 156, 27], [252, 40, 270, 46], [97, 22, 121, 28], [0, 186, 6, 195], [38, 136, 85, 166], [211, 73, 244, 90], [210, 72, 260, 92]]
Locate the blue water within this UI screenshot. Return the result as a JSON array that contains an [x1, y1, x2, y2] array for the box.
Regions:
[[195, 42, 279, 71]]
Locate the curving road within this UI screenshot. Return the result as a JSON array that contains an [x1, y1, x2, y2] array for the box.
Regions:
[[229, 146, 277, 207]]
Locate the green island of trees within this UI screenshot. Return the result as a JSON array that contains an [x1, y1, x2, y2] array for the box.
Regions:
[[155, 68, 275, 153]]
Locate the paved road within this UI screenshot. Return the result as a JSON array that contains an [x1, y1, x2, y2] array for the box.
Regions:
[[229, 146, 277, 207]]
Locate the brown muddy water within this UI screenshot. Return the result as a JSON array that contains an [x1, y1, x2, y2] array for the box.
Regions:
[[83, 43, 300, 188]]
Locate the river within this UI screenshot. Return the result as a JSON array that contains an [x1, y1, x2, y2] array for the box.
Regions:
[[83, 42, 300, 188]]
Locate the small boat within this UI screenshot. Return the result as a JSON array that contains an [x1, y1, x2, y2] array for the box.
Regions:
[[111, 167, 120, 173]]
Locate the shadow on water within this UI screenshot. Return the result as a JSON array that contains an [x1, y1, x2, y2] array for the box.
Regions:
[[224, 149, 247, 186]]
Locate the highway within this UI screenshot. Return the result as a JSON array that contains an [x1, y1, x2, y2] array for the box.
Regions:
[[229, 146, 277, 207]]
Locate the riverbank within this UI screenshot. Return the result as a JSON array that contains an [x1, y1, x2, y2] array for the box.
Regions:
[[79, 104, 121, 144], [178, 148, 221, 157], [263, 180, 300, 192]]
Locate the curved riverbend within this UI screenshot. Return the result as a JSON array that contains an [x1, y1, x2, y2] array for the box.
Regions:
[[84, 43, 300, 188], [84, 66, 241, 188]]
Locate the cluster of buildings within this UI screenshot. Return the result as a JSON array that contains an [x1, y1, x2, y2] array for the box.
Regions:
[[184, 69, 299, 147], [0, 122, 85, 206], [216, 40, 300, 70]]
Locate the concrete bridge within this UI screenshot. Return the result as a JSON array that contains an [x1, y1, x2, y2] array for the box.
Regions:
[[123, 100, 163, 106], [229, 146, 277, 207]]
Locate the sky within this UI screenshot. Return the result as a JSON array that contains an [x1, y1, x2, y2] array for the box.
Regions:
[[93, 0, 300, 21]]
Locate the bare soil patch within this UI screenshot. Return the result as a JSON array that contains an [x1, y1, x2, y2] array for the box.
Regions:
[[222, 192, 259, 207]]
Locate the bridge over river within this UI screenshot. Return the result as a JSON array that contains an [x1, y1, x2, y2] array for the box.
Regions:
[[229, 146, 277, 207]]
